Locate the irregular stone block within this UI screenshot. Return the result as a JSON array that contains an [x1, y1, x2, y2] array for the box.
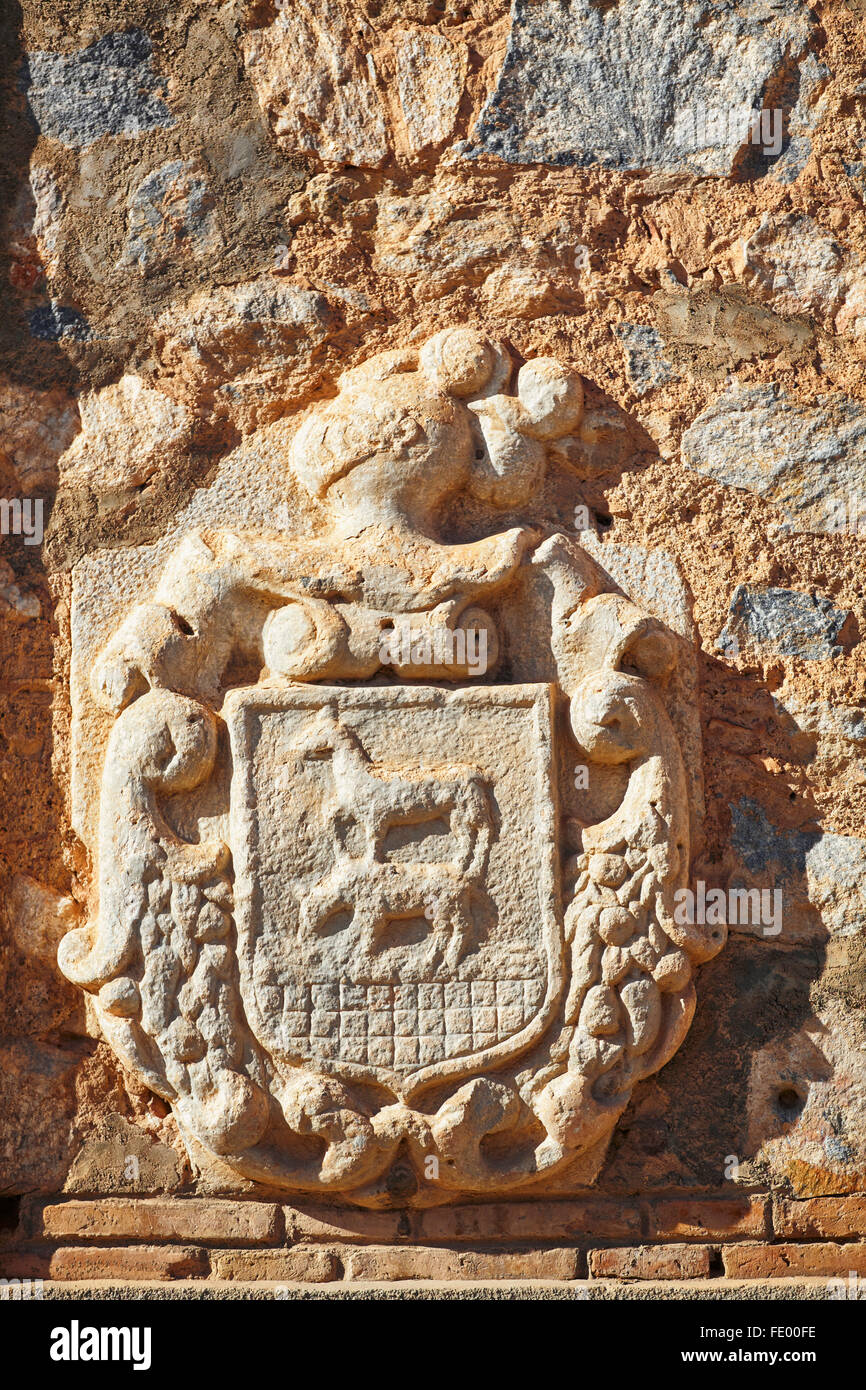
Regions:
[[471, 0, 813, 174], [780, 697, 866, 748], [0, 564, 40, 622], [767, 54, 832, 186], [579, 537, 695, 642], [58, 375, 192, 497], [613, 324, 675, 397], [124, 162, 223, 276], [393, 30, 465, 154], [373, 194, 520, 295], [718, 585, 849, 661], [9, 165, 65, 287], [5, 875, 79, 962], [63, 1114, 185, 1196], [0, 1041, 80, 1193], [683, 384, 866, 535], [150, 277, 341, 424], [653, 282, 812, 374], [739, 214, 866, 335], [0, 380, 79, 491], [22, 31, 174, 148], [242, 1, 387, 167], [730, 797, 866, 939]]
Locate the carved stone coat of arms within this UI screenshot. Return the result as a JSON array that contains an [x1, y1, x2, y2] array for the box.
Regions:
[[60, 329, 724, 1202]]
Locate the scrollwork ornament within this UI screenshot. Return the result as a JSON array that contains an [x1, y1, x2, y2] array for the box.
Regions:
[[63, 329, 724, 1201]]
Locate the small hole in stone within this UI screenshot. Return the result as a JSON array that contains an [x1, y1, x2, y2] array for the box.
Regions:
[[776, 1086, 804, 1119], [0, 1197, 21, 1234], [595, 512, 613, 529], [385, 1162, 418, 1199]]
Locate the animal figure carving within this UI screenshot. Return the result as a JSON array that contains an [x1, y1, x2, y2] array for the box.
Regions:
[[293, 710, 494, 967]]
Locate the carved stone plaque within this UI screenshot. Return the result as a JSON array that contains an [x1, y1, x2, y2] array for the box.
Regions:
[[60, 329, 724, 1201], [227, 684, 559, 1096]]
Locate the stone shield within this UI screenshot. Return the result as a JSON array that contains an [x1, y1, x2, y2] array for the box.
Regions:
[[225, 682, 563, 1100]]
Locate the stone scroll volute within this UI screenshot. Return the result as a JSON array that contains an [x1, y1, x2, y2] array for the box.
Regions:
[[61, 329, 724, 1202]]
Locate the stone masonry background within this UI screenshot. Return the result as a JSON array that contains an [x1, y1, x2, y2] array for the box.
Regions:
[[1, 0, 866, 1288]]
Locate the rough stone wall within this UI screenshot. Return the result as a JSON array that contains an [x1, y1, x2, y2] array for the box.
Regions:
[[1, 0, 866, 1290]]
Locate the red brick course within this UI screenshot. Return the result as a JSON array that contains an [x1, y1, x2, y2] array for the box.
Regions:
[[8, 1193, 866, 1286]]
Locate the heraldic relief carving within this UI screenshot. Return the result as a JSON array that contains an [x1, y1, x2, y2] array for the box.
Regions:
[[59, 329, 725, 1203]]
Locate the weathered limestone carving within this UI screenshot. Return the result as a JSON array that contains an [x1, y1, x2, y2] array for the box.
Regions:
[[61, 329, 724, 1201]]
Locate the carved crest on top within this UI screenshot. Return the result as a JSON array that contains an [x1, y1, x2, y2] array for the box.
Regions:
[[61, 329, 724, 1201]]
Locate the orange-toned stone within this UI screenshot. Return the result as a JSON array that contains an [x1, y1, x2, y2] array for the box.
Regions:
[[341, 1245, 581, 1281], [645, 1196, 768, 1241], [285, 1200, 639, 1244], [39, 1198, 282, 1245], [210, 1248, 340, 1282], [589, 1244, 711, 1280], [723, 1242, 866, 1279], [420, 1201, 640, 1243], [48, 1245, 208, 1280], [775, 1196, 866, 1240]]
